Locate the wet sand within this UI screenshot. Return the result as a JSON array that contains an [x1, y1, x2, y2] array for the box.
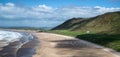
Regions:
[[0, 30, 39, 57], [0, 37, 39, 57], [17, 36, 39, 57]]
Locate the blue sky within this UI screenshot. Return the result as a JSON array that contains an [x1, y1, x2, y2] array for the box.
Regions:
[[0, 0, 120, 28], [0, 0, 120, 7]]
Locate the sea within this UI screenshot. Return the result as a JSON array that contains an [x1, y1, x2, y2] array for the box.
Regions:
[[0, 30, 39, 57]]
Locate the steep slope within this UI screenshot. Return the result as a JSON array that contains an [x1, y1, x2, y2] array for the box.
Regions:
[[52, 18, 87, 30], [77, 11, 120, 34], [52, 11, 120, 34], [52, 18, 95, 30]]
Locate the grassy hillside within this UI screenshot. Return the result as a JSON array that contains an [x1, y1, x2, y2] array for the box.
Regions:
[[50, 11, 120, 52], [77, 11, 120, 34], [52, 18, 88, 30], [53, 11, 120, 34]]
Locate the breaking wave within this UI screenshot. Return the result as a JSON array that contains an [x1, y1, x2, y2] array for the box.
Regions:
[[0, 30, 34, 48], [0, 30, 38, 57]]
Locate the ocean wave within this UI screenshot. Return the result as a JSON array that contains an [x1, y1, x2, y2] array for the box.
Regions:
[[0, 30, 38, 57], [0, 30, 34, 48]]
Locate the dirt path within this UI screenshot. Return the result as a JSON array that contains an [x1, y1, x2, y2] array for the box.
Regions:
[[32, 32, 119, 57]]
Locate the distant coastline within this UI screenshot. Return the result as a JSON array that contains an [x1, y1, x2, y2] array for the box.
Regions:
[[0, 26, 52, 30]]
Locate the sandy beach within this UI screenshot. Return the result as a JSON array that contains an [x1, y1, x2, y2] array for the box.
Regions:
[[32, 32, 119, 57], [0, 30, 120, 57]]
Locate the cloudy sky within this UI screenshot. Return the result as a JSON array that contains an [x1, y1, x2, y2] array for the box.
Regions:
[[0, 0, 120, 28]]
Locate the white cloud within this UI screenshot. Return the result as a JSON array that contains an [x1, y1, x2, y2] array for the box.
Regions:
[[94, 6, 120, 13], [32, 4, 54, 12], [0, 3, 120, 20], [5, 2, 15, 7]]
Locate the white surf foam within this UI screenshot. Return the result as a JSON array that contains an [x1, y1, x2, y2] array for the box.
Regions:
[[0, 30, 22, 42], [0, 30, 34, 48]]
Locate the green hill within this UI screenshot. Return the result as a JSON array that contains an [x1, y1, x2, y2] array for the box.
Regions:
[[53, 18, 87, 30], [51, 11, 120, 51], [53, 11, 120, 34]]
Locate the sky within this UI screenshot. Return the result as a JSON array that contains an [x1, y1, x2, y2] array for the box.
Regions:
[[0, 0, 120, 28]]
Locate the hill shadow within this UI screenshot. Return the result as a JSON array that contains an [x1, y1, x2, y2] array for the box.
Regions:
[[50, 39, 86, 49]]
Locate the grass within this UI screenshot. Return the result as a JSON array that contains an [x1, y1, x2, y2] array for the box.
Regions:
[[47, 30, 86, 36], [47, 30, 120, 52]]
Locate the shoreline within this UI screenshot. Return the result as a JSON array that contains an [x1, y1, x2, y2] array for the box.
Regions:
[[16, 35, 39, 57], [0, 30, 39, 57], [0, 29, 120, 57], [0, 36, 39, 57]]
